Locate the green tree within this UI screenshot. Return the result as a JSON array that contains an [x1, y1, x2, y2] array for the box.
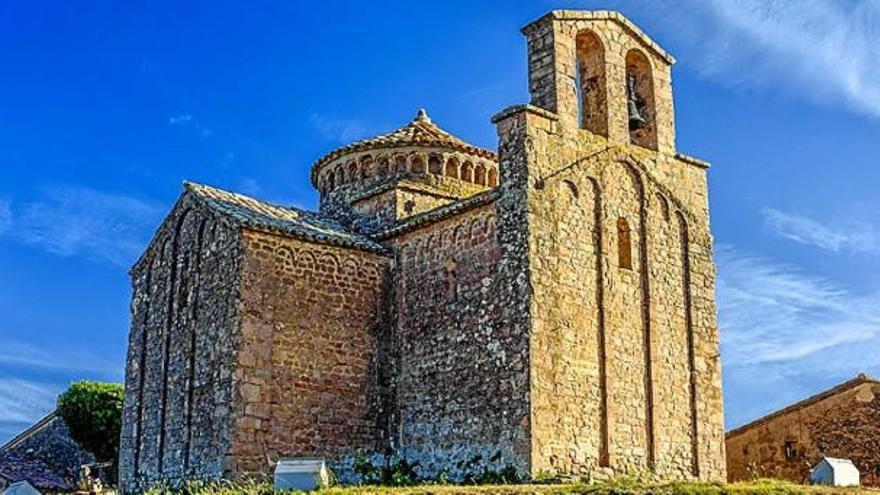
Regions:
[[57, 381, 124, 463]]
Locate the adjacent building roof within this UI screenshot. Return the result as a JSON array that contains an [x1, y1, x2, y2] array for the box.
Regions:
[[0, 412, 90, 493], [726, 373, 880, 438], [310, 109, 497, 183], [185, 182, 390, 255]]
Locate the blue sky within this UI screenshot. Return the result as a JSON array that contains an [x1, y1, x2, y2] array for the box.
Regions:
[[2, 0, 880, 444]]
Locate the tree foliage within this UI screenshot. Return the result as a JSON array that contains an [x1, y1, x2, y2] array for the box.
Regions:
[[57, 381, 124, 462]]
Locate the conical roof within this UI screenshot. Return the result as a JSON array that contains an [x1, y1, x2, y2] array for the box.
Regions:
[[311, 109, 496, 179]]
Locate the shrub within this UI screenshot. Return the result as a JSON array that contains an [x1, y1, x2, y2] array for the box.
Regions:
[[57, 381, 124, 463]]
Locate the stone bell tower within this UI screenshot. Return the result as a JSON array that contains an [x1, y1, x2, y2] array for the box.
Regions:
[[492, 10, 726, 481]]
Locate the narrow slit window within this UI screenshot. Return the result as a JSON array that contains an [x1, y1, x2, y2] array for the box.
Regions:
[[617, 217, 633, 270]]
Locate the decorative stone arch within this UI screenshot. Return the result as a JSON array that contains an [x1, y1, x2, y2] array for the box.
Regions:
[[428, 154, 443, 174], [317, 252, 340, 273], [461, 161, 474, 182], [376, 155, 390, 177], [360, 155, 374, 180], [347, 160, 359, 183], [334, 166, 345, 187], [445, 157, 460, 178], [410, 154, 427, 174], [654, 192, 670, 221], [487, 167, 499, 187], [626, 48, 658, 150], [394, 154, 408, 173], [474, 163, 487, 185], [576, 28, 608, 136]]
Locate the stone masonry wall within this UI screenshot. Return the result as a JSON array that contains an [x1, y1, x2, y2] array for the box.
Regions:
[[493, 103, 725, 481], [120, 197, 242, 493], [726, 381, 880, 486], [388, 203, 531, 478], [229, 230, 392, 477]]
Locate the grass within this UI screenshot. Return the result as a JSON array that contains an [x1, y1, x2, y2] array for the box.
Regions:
[[144, 478, 879, 495]]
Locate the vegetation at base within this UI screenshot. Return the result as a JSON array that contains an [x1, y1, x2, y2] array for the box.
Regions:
[[141, 477, 876, 495], [57, 380, 124, 463], [352, 450, 521, 487]]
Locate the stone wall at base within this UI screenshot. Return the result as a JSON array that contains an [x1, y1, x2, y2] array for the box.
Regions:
[[388, 203, 531, 478], [120, 198, 243, 493]]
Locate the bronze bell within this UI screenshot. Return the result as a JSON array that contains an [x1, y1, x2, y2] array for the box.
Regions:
[[627, 75, 648, 130]]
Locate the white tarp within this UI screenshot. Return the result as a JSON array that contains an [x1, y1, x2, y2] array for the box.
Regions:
[[2, 481, 41, 495], [811, 456, 860, 486]]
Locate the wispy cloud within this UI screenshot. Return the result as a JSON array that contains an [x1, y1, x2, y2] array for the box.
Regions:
[[716, 245, 880, 426], [0, 339, 120, 377], [763, 208, 878, 253], [630, 0, 880, 119], [169, 113, 214, 138], [0, 378, 58, 429], [0, 198, 10, 234], [310, 114, 378, 144], [7, 186, 161, 267]]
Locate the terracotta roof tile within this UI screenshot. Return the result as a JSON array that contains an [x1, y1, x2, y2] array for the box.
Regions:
[[185, 182, 389, 255], [311, 109, 496, 181]]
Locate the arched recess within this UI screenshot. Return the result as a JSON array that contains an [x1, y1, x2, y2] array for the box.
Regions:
[[445, 157, 459, 178], [428, 155, 443, 174], [334, 167, 345, 187], [474, 163, 487, 185], [625, 49, 657, 150], [487, 167, 499, 187], [376, 156, 390, 177], [461, 161, 474, 182], [676, 210, 700, 477], [395, 154, 408, 173], [360, 155, 374, 180], [347, 161, 359, 183], [410, 155, 426, 174], [576, 29, 608, 136]]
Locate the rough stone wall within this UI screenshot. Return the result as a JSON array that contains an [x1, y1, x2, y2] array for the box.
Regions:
[[493, 101, 724, 480], [0, 414, 93, 488], [387, 203, 531, 478], [726, 381, 880, 486], [120, 198, 242, 492], [229, 230, 392, 477], [339, 174, 490, 234]]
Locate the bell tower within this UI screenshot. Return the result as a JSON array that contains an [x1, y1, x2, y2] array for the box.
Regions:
[[492, 9, 726, 481], [523, 10, 677, 154]]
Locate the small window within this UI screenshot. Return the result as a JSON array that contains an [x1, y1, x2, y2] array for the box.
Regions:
[[784, 440, 797, 460], [617, 217, 632, 270], [444, 256, 458, 301]]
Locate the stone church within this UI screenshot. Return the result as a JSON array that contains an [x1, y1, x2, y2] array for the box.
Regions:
[[119, 10, 726, 491]]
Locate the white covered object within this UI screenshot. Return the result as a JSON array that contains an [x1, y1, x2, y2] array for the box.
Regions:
[[811, 456, 860, 486], [2, 481, 41, 495], [273, 458, 330, 491]]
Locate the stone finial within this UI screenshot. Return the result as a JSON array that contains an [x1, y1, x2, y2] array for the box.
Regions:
[[414, 108, 431, 123]]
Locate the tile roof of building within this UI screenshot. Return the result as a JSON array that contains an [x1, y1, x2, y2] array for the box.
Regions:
[[311, 109, 497, 181], [0, 412, 89, 492], [185, 182, 390, 255], [726, 373, 880, 438]]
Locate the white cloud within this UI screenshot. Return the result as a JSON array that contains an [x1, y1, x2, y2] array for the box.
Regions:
[[169, 113, 214, 138], [310, 114, 377, 144], [716, 245, 880, 426], [0, 378, 57, 427], [0, 199, 10, 234], [630, 0, 880, 119], [763, 208, 878, 253], [10, 186, 161, 267]]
